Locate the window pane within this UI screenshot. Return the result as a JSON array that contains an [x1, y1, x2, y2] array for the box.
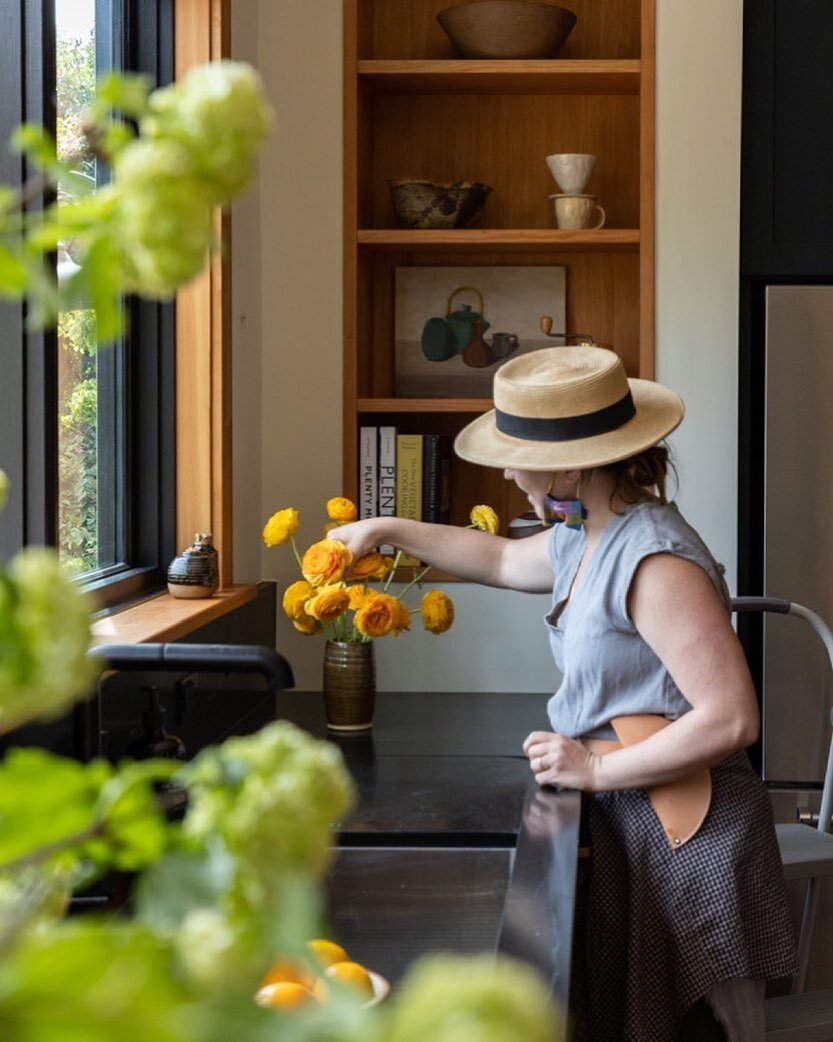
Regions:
[[55, 0, 124, 575]]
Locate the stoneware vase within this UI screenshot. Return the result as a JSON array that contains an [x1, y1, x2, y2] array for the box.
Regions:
[[167, 532, 219, 599], [322, 640, 376, 731]]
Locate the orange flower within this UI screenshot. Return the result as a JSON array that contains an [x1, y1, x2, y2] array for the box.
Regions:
[[292, 614, 320, 635], [392, 600, 411, 637], [302, 539, 353, 586], [305, 583, 350, 622], [282, 580, 315, 621], [354, 593, 399, 638], [348, 552, 394, 582], [326, 497, 358, 523], [347, 584, 372, 611], [421, 590, 454, 635], [262, 507, 299, 547]]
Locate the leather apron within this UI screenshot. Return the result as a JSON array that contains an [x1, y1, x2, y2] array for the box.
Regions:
[[581, 713, 712, 849]]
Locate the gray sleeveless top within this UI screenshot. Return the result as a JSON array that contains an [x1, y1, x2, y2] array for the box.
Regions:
[[545, 499, 730, 739]]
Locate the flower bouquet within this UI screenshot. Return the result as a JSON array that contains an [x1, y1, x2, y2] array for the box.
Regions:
[[263, 497, 499, 729]]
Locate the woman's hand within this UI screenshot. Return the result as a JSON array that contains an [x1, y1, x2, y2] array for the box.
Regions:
[[523, 730, 601, 791], [328, 518, 386, 560]]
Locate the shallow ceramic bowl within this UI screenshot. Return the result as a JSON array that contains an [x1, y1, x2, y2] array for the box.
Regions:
[[436, 0, 577, 60], [388, 179, 493, 229]]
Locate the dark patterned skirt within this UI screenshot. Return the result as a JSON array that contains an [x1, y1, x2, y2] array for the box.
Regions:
[[569, 751, 799, 1042]]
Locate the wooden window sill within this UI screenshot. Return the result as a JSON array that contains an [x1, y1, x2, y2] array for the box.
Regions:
[[91, 584, 258, 646]]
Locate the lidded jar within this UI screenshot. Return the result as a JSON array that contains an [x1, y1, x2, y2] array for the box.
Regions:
[[167, 532, 219, 599]]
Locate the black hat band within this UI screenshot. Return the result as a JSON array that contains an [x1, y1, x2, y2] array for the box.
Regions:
[[495, 390, 636, 443]]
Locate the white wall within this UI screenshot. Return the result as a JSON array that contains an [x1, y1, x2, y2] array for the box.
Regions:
[[231, 0, 744, 691]]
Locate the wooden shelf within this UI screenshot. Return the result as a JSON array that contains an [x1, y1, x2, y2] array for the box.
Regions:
[[357, 229, 640, 252], [358, 397, 493, 413], [357, 59, 641, 95]]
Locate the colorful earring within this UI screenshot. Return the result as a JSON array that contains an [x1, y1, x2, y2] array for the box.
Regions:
[[544, 474, 588, 531]]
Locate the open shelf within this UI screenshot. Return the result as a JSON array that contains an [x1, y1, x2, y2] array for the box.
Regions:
[[345, 0, 654, 576], [357, 59, 641, 95], [357, 229, 640, 252], [358, 397, 493, 413]]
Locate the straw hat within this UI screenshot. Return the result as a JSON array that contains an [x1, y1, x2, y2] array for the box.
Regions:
[[454, 346, 684, 472]]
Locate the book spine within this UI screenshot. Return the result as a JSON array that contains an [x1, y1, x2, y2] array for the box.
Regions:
[[378, 425, 397, 554], [395, 433, 423, 567], [358, 426, 378, 520], [422, 434, 452, 525]]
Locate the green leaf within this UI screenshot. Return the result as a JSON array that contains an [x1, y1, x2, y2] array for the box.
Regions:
[[0, 245, 27, 297], [11, 124, 73, 182], [90, 72, 152, 120], [0, 920, 195, 1042], [0, 749, 110, 869]]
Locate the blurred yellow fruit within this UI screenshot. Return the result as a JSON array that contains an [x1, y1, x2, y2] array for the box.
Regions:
[[260, 958, 313, 989], [325, 960, 375, 1001], [307, 938, 348, 968], [255, 981, 317, 1010]]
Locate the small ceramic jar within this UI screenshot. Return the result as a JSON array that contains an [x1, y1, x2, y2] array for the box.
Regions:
[[167, 533, 219, 599]]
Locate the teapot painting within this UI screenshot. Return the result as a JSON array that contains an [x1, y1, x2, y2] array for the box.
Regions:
[[420, 285, 517, 368]]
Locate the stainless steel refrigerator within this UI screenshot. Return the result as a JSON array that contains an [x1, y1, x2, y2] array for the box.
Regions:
[[764, 285, 833, 787]]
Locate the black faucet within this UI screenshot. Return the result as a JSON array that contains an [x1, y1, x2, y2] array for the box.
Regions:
[[83, 643, 295, 762], [88, 642, 295, 692]]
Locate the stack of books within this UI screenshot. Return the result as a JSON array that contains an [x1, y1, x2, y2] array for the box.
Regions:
[[359, 426, 452, 566]]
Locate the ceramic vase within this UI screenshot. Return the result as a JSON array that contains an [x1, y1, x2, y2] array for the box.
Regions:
[[322, 640, 376, 731], [167, 533, 219, 598]]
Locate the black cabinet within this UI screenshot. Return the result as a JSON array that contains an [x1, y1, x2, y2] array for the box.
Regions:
[[742, 0, 833, 277]]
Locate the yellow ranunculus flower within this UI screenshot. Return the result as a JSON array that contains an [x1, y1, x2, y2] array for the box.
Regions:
[[349, 552, 394, 582], [421, 590, 454, 635], [282, 579, 315, 621], [470, 504, 499, 534], [293, 614, 320, 635], [347, 584, 372, 611], [263, 507, 300, 547], [354, 593, 398, 638], [305, 583, 350, 622], [392, 600, 411, 637], [302, 539, 353, 586], [326, 497, 358, 524]]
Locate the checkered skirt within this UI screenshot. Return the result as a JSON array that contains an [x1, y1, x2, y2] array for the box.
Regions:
[[569, 751, 799, 1042]]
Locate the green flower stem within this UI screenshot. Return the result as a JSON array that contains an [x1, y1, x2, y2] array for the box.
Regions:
[[289, 535, 303, 572], [396, 564, 432, 601], [383, 549, 403, 593]]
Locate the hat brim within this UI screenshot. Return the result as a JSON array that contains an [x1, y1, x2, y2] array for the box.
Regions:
[[453, 379, 685, 472]]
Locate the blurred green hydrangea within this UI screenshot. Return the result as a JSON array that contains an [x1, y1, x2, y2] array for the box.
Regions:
[[0, 547, 99, 733], [182, 720, 355, 881], [384, 953, 563, 1042], [142, 61, 272, 204]]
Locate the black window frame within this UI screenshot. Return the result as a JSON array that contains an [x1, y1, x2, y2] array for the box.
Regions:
[[0, 0, 176, 610]]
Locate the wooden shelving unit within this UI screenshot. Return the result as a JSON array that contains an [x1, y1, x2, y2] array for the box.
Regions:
[[343, 0, 655, 578]]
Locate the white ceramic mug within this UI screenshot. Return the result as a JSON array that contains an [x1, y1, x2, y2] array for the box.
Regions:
[[545, 153, 597, 194], [550, 193, 606, 230]]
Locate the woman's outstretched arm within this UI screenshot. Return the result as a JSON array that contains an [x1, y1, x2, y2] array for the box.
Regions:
[[331, 516, 554, 593]]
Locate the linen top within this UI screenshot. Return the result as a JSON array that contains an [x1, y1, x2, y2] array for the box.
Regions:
[[545, 499, 730, 739]]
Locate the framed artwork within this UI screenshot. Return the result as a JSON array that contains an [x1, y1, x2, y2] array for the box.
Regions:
[[394, 265, 566, 398]]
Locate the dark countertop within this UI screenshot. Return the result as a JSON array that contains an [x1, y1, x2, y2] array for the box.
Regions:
[[276, 690, 579, 1036]]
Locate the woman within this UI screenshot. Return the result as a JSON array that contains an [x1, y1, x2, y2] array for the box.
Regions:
[[333, 347, 797, 1041]]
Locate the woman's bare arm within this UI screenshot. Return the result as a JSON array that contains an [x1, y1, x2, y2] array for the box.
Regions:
[[331, 516, 554, 593]]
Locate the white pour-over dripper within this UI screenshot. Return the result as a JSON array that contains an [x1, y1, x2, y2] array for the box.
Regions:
[[545, 153, 597, 195]]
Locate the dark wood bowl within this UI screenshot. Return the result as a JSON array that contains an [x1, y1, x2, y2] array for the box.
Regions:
[[436, 0, 577, 60]]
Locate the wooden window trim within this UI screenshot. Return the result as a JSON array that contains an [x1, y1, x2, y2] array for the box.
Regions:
[[98, 0, 241, 645], [175, 0, 233, 585]]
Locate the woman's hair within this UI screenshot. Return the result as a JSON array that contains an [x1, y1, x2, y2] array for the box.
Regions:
[[598, 443, 676, 508]]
